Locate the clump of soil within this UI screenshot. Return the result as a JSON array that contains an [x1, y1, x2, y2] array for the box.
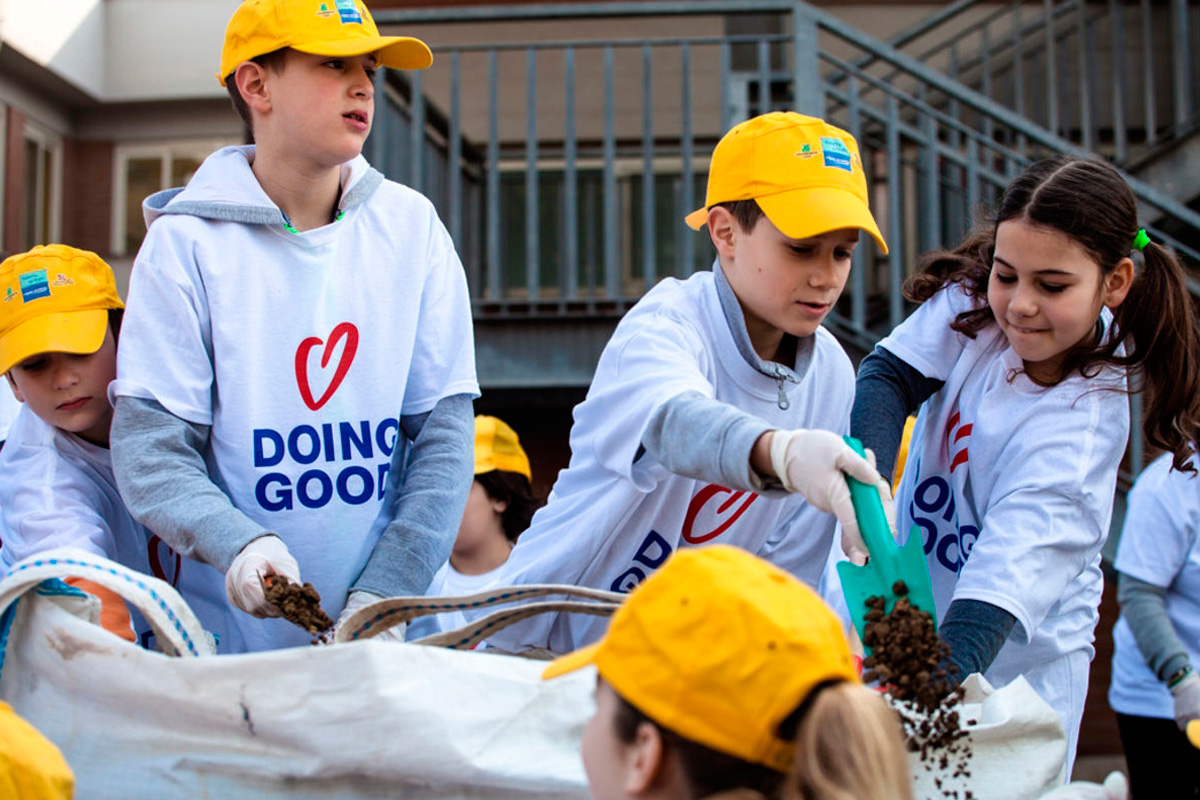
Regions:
[[264, 575, 334, 642], [860, 582, 973, 800]]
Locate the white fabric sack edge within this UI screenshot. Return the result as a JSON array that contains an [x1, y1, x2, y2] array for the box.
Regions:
[[0, 547, 601, 800], [336, 584, 624, 647], [903, 674, 1068, 800], [0, 546, 212, 657]]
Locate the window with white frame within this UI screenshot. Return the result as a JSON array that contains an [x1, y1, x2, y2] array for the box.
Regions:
[[112, 140, 238, 256], [21, 123, 62, 250]]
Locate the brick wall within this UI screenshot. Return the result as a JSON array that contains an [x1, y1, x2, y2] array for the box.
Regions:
[[61, 139, 115, 256], [1078, 570, 1124, 756]]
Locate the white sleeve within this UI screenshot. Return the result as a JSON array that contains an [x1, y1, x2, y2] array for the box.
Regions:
[[571, 308, 715, 490], [0, 446, 116, 568], [952, 406, 1120, 641], [400, 219, 480, 416], [0, 385, 21, 441], [1115, 454, 1198, 589], [110, 219, 215, 425], [877, 283, 980, 380]]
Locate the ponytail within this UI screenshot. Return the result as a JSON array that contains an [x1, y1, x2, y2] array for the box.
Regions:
[[901, 155, 1200, 472], [788, 683, 913, 800], [1108, 240, 1200, 472]]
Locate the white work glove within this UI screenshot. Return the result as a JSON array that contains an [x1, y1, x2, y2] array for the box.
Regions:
[[769, 429, 894, 566], [224, 535, 301, 618], [334, 590, 406, 643], [1170, 669, 1200, 730]]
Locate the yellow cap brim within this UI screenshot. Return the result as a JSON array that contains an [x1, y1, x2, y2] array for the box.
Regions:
[[291, 35, 433, 70], [684, 206, 709, 231], [542, 642, 601, 680], [0, 309, 108, 375], [756, 187, 888, 254]]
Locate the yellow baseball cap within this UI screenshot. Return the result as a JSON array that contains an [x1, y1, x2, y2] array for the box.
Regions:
[[0, 702, 74, 800], [218, 0, 433, 86], [543, 545, 858, 773], [474, 415, 532, 481], [685, 111, 888, 254], [0, 245, 123, 375]]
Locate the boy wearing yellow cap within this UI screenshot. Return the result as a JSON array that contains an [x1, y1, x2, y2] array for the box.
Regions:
[[411, 415, 541, 637], [109, 0, 478, 652], [0, 245, 173, 643], [543, 545, 911, 800], [484, 112, 890, 655]]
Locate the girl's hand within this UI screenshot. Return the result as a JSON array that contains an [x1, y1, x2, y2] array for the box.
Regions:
[[1170, 669, 1200, 730]]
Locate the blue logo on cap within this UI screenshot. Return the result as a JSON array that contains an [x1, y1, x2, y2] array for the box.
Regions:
[[335, 0, 362, 24], [820, 137, 853, 172], [18, 270, 50, 303]]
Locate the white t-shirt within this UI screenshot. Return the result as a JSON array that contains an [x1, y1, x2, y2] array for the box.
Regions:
[[0, 384, 21, 442], [0, 405, 182, 646], [482, 270, 856, 654], [113, 146, 478, 652], [884, 284, 1128, 758], [409, 560, 509, 641], [1109, 453, 1200, 719]]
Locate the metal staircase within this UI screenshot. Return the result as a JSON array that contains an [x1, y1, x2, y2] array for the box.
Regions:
[[367, 0, 1200, 477]]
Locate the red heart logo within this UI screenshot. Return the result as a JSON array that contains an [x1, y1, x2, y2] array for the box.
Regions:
[[294, 322, 359, 411], [681, 484, 759, 544]]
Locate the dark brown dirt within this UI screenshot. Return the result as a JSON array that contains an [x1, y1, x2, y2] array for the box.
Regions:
[[860, 586, 973, 800], [264, 575, 334, 640]]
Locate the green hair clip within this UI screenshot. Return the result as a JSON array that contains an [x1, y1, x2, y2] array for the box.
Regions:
[[1133, 229, 1151, 251]]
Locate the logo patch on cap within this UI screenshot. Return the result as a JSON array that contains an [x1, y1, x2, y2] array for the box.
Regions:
[[819, 136, 853, 172], [3, 287, 15, 303], [316, 2, 335, 18], [18, 270, 50, 303], [52, 273, 75, 287], [335, 0, 361, 24]]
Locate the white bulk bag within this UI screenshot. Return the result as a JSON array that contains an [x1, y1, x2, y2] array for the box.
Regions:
[[0, 548, 620, 800], [906, 673, 1068, 800]]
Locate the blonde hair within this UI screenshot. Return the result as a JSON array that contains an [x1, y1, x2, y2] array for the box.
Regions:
[[789, 683, 913, 800]]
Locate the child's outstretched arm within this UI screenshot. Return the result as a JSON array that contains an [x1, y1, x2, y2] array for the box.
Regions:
[[642, 390, 886, 565], [111, 395, 300, 617], [350, 392, 473, 600], [851, 345, 944, 482]]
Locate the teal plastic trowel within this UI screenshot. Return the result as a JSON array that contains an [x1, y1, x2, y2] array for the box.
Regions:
[[836, 436, 937, 647]]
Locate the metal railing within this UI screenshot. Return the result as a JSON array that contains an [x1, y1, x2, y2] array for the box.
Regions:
[[857, 0, 1200, 167], [368, 0, 1200, 476]]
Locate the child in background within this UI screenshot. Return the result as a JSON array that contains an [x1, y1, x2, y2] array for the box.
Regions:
[[851, 155, 1200, 772], [542, 544, 912, 800], [413, 415, 540, 637], [0, 245, 166, 643], [109, 0, 478, 652], [483, 111, 891, 655], [1108, 452, 1200, 798]]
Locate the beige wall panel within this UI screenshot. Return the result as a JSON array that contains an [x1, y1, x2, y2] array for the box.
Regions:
[[73, 100, 243, 143]]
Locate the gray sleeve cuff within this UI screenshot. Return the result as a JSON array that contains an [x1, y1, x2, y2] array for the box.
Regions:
[[940, 598, 1018, 681], [851, 345, 944, 482], [352, 393, 474, 597], [110, 396, 271, 571], [641, 390, 773, 492], [1118, 571, 1192, 681]]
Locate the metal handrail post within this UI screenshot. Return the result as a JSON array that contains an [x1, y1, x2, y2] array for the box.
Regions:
[[791, 2, 821, 117]]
